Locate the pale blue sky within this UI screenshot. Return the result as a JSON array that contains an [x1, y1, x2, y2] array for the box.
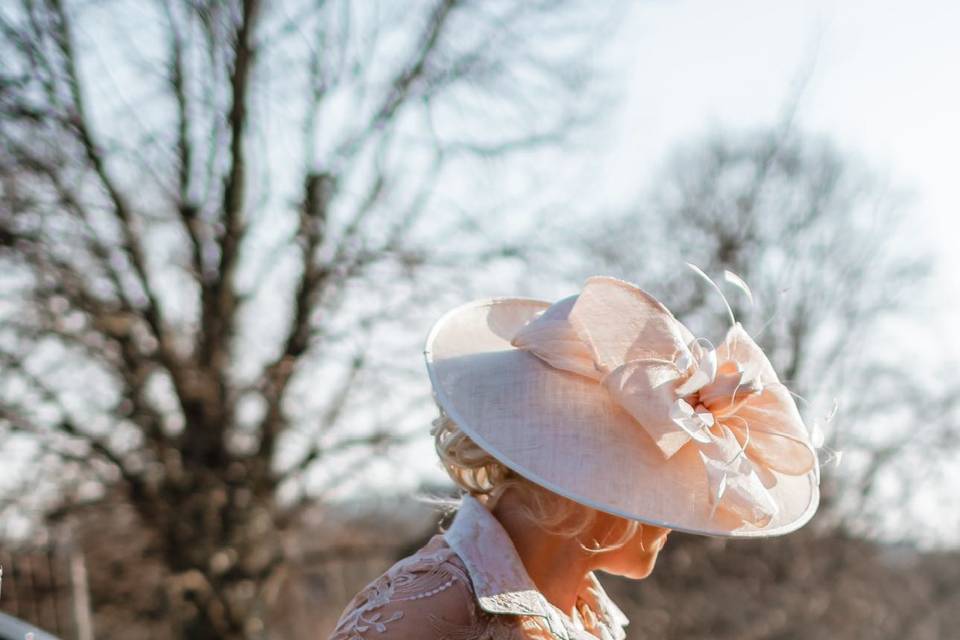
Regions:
[[601, 0, 958, 339]]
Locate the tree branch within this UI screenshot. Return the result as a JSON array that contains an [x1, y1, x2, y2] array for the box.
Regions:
[[48, 0, 171, 358], [256, 171, 336, 469], [162, 0, 206, 286], [203, 0, 261, 377], [337, 0, 462, 158]]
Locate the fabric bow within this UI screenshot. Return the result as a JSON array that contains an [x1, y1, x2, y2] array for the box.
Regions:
[[510, 276, 816, 527]]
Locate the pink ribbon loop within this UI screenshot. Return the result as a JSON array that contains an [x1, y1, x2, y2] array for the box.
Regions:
[[511, 276, 817, 528]]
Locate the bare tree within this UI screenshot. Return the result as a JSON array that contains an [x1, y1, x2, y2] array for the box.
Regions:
[[0, 0, 623, 636], [552, 125, 960, 540]]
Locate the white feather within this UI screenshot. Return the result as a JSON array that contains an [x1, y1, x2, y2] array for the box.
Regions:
[[686, 262, 737, 327], [723, 269, 755, 306]]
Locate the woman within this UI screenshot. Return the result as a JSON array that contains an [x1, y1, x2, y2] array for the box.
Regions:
[[330, 275, 820, 639]]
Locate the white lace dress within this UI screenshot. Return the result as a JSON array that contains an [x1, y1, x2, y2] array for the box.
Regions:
[[329, 495, 629, 640]]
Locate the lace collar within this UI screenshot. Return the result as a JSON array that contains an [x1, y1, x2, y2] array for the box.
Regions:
[[444, 494, 629, 640]]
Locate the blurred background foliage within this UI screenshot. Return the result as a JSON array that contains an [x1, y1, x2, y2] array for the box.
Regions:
[[0, 0, 957, 638]]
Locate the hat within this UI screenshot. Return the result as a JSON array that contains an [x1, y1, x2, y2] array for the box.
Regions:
[[423, 274, 820, 537]]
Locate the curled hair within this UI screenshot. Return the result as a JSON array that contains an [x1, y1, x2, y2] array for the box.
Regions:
[[430, 408, 640, 553]]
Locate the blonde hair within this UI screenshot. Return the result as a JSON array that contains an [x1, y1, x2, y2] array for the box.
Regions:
[[430, 409, 641, 553]]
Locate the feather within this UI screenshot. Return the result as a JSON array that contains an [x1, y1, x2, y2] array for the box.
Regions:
[[723, 269, 755, 306], [686, 262, 737, 327]]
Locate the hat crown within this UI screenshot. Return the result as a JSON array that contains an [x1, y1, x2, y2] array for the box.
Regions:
[[508, 276, 816, 527]]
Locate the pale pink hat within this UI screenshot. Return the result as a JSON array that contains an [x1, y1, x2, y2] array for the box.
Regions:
[[423, 274, 820, 537]]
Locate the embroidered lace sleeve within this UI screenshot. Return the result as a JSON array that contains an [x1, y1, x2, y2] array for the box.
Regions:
[[329, 543, 480, 640]]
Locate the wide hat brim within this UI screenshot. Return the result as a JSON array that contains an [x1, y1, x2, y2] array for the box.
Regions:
[[424, 296, 820, 538]]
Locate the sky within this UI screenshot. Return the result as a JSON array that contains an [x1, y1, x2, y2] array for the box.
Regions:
[[600, 0, 959, 337]]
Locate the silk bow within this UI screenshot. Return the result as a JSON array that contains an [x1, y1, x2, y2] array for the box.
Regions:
[[510, 276, 816, 527]]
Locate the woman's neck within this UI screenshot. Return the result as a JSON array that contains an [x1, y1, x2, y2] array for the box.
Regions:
[[490, 491, 595, 617]]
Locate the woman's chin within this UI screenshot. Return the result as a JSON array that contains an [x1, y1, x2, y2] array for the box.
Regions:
[[628, 563, 657, 580], [606, 557, 658, 580]]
